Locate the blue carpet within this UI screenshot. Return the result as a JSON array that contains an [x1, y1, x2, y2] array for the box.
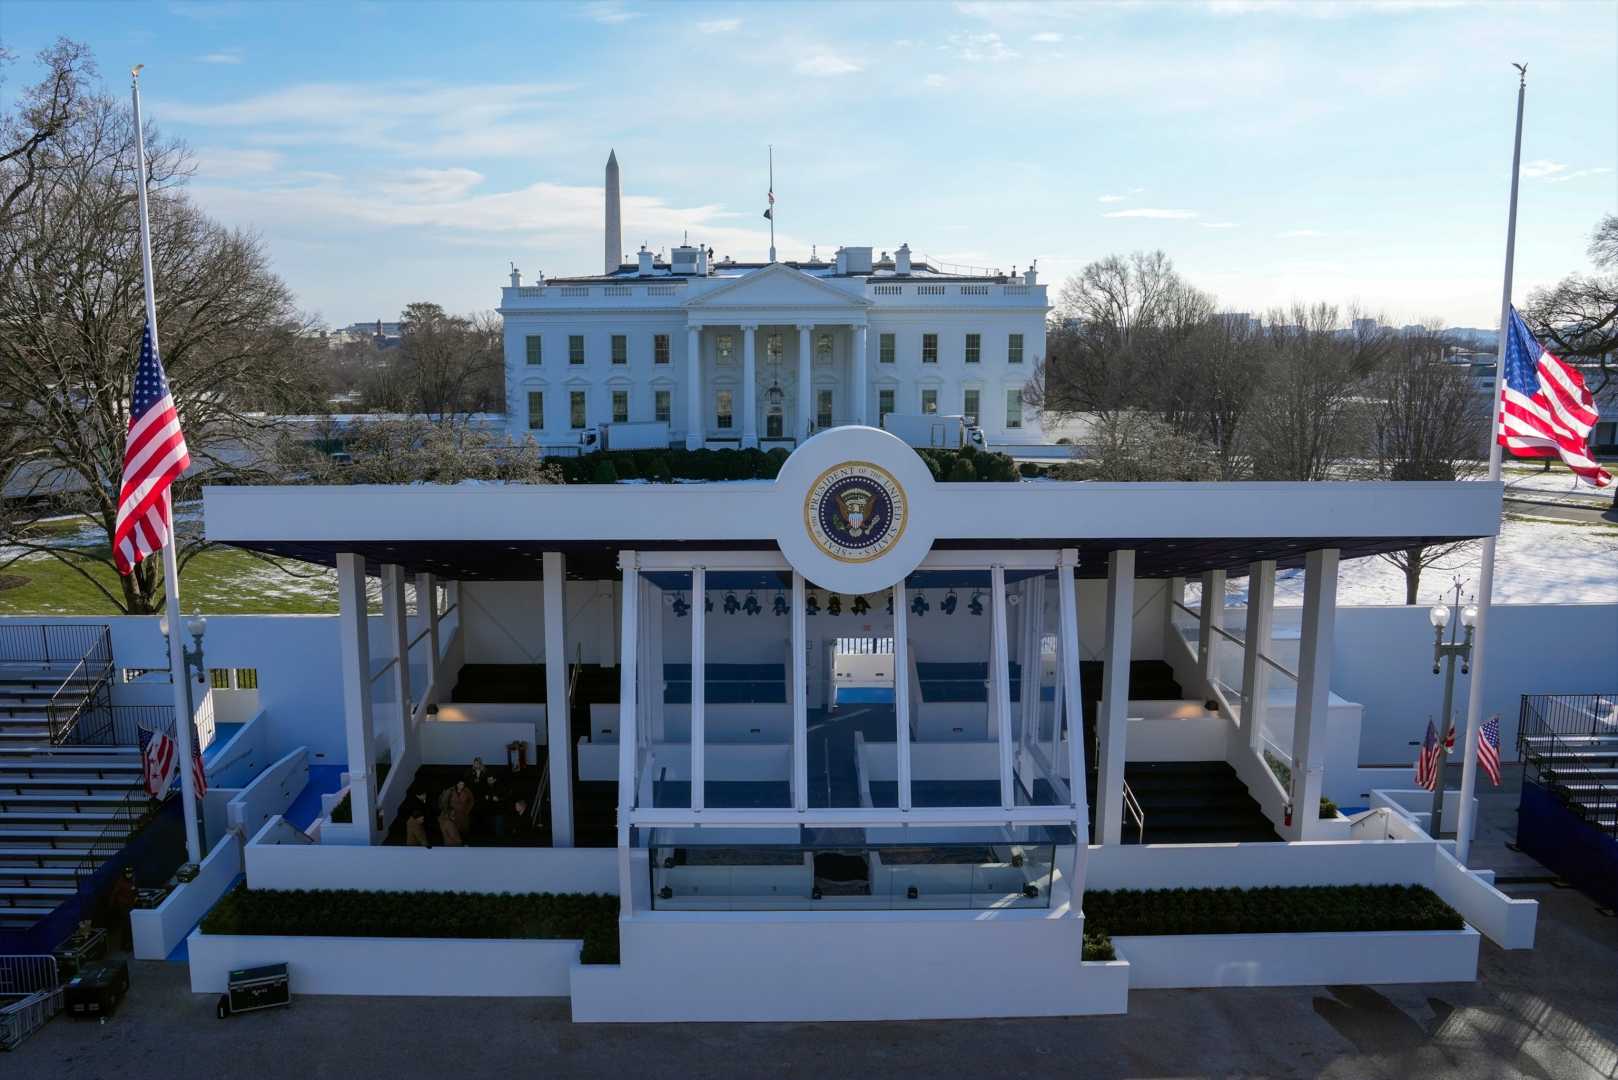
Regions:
[[835, 687, 894, 705], [284, 765, 346, 830], [165, 872, 244, 963], [203, 723, 244, 762]]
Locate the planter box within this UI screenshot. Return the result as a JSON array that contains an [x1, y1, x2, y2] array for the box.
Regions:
[[188, 931, 581, 997], [1115, 927, 1479, 989]]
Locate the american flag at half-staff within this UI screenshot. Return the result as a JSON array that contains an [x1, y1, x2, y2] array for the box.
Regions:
[[1499, 307, 1612, 488], [139, 724, 177, 797], [1415, 719, 1442, 792], [1477, 715, 1503, 787], [112, 320, 191, 574]]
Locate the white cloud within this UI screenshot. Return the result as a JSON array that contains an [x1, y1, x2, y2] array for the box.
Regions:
[[1277, 228, 1323, 238], [198, 49, 244, 64], [581, 1, 640, 24], [193, 147, 281, 178], [923, 73, 949, 88], [1031, 31, 1064, 43], [1205, 1, 1467, 17], [1103, 208, 1199, 220], [1200, 221, 1239, 229], [378, 168, 485, 202], [1544, 165, 1612, 184], [945, 31, 1018, 63], [696, 17, 740, 33], [1520, 159, 1567, 179], [1097, 194, 1127, 203], [794, 53, 862, 76]]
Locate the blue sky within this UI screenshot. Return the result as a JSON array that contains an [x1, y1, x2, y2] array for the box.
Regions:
[[4, 1, 1614, 328]]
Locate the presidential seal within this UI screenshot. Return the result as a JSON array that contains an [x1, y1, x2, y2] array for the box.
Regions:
[[803, 461, 907, 563]]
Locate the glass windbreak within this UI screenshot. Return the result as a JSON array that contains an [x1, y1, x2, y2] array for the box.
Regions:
[[647, 826, 1065, 911], [642, 571, 693, 809], [813, 585, 897, 809], [900, 570, 1000, 808], [1014, 569, 1066, 807], [702, 571, 793, 810]]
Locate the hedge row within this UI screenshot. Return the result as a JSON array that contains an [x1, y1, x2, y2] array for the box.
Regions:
[[1084, 884, 1463, 938], [200, 886, 620, 963], [1083, 931, 1115, 962], [553, 444, 1021, 485]]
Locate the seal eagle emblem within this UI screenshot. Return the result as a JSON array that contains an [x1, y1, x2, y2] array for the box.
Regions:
[[804, 461, 907, 563]]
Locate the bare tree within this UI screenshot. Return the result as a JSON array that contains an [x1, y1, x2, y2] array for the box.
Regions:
[[1051, 412, 1220, 482], [277, 417, 562, 485], [358, 302, 504, 418], [1240, 303, 1386, 480], [0, 49, 323, 613], [1368, 327, 1488, 602], [0, 39, 97, 276]]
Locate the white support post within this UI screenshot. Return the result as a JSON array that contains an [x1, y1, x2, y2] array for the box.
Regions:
[[336, 553, 379, 843], [796, 324, 813, 439], [1094, 550, 1136, 846], [991, 565, 1016, 810], [1018, 578, 1041, 759], [416, 572, 439, 694], [852, 324, 869, 425], [1058, 550, 1090, 897], [791, 572, 808, 811], [892, 579, 913, 812], [1197, 568, 1226, 701], [381, 564, 411, 761], [690, 567, 707, 812], [1241, 560, 1277, 753], [1291, 548, 1339, 840], [1164, 576, 1185, 652], [542, 552, 574, 847], [685, 326, 703, 450], [741, 324, 759, 449], [616, 552, 640, 915]]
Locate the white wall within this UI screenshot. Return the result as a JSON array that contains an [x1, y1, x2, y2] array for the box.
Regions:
[[131, 832, 243, 960], [227, 748, 310, 841], [244, 823, 619, 894]]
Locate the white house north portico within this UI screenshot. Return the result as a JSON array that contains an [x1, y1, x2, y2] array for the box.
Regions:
[[499, 153, 1049, 452]]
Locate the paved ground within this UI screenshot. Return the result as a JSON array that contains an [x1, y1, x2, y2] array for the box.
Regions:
[[8, 882, 1612, 1080]]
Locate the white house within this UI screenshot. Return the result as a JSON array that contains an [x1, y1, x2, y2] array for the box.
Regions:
[[500, 154, 1049, 452]]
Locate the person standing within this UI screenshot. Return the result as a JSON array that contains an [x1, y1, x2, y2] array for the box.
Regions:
[[481, 773, 507, 841], [450, 779, 475, 839], [108, 866, 138, 952], [404, 789, 432, 847]]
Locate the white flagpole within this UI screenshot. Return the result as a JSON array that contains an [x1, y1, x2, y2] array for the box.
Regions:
[[768, 144, 776, 264], [132, 65, 203, 865], [1454, 64, 1526, 865]]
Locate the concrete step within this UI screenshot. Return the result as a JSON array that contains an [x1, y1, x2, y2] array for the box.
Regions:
[[0, 907, 58, 928], [0, 810, 126, 826], [0, 778, 141, 795], [0, 847, 96, 864], [0, 829, 104, 847], [0, 884, 76, 904], [0, 865, 79, 882], [0, 762, 143, 780]]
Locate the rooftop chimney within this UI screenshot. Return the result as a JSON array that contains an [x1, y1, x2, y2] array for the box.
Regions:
[[637, 244, 654, 275], [895, 243, 912, 275], [509, 263, 522, 287], [1024, 261, 1037, 286], [604, 150, 622, 275]]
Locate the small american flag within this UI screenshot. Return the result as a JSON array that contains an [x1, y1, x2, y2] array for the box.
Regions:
[[113, 320, 191, 575], [1416, 719, 1441, 792], [139, 725, 177, 797], [1499, 307, 1612, 488], [1478, 714, 1503, 787], [191, 732, 208, 797]]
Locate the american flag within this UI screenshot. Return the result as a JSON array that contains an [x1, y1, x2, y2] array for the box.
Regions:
[[1415, 719, 1442, 792], [1478, 714, 1503, 787], [191, 731, 208, 797], [1499, 307, 1612, 488], [113, 320, 191, 575], [139, 725, 177, 797]]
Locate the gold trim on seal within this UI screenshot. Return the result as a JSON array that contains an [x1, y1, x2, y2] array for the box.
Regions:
[[802, 460, 909, 564]]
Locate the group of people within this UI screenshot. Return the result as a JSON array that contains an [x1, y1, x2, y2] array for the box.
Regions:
[[401, 757, 542, 848]]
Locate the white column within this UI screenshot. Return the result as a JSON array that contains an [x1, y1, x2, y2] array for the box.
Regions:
[[892, 579, 913, 812], [852, 324, 869, 426], [791, 572, 809, 811], [991, 565, 1016, 810], [1197, 569, 1226, 702], [796, 324, 813, 439], [1290, 548, 1339, 840], [381, 564, 412, 762], [336, 553, 379, 843], [741, 324, 759, 448], [1057, 550, 1090, 897], [690, 567, 707, 812], [1094, 550, 1136, 846], [415, 572, 439, 694], [542, 553, 574, 846], [1240, 561, 1277, 755], [1163, 576, 1185, 650], [685, 326, 703, 450], [615, 551, 640, 914]]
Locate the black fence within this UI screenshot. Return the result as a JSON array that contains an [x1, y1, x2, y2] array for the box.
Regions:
[[1520, 692, 1618, 740], [0, 624, 112, 667]]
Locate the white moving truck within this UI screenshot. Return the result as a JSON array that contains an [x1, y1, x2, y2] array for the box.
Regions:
[[880, 414, 985, 450], [597, 421, 671, 451]]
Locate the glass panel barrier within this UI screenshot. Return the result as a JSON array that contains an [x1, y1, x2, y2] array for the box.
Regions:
[[642, 571, 693, 809], [813, 585, 897, 809], [904, 569, 999, 808], [704, 570, 793, 811]]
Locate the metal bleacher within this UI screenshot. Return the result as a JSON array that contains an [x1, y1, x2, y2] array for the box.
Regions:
[[0, 626, 159, 933], [1519, 692, 1618, 836]]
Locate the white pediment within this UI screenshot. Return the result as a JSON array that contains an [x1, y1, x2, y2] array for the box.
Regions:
[[684, 263, 871, 313]]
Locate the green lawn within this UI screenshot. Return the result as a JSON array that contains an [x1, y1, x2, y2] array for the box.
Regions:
[[0, 536, 340, 616]]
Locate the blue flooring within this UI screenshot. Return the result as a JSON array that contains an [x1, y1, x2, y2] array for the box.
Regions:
[[835, 687, 894, 705], [284, 765, 346, 830], [165, 872, 244, 963], [203, 723, 244, 763]]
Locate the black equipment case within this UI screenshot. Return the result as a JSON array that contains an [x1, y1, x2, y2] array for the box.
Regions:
[[65, 960, 129, 1018], [225, 963, 290, 1016]]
